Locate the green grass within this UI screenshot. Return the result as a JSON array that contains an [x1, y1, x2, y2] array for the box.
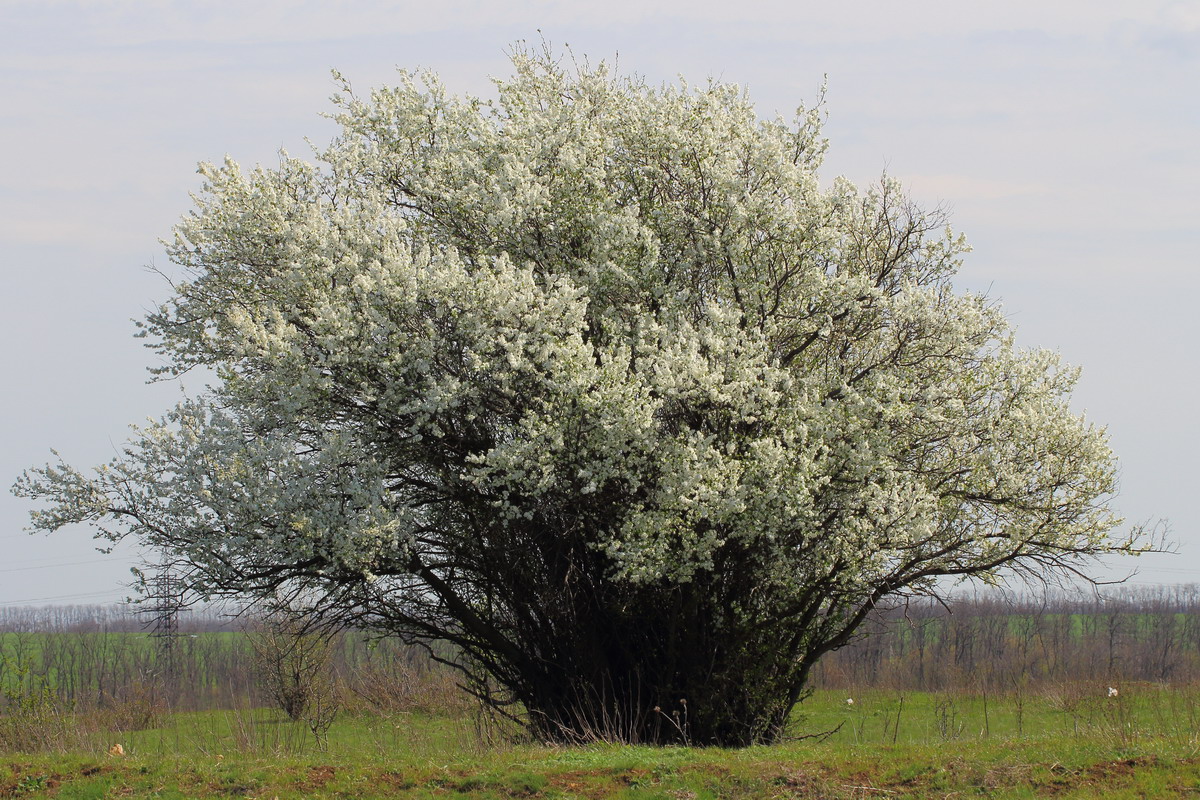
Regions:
[[4, 686, 1200, 797], [3, 731, 1199, 798], [799, 683, 1200, 745]]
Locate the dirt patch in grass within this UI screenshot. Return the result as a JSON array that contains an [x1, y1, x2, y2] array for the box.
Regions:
[[376, 769, 419, 791], [549, 769, 631, 800], [769, 769, 827, 796], [301, 763, 337, 789], [1084, 754, 1158, 780]]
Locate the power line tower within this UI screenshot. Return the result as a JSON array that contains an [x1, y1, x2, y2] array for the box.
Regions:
[[141, 562, 185, 680]]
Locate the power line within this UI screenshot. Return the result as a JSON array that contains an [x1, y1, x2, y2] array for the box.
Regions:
[[0, 557, 139, 574], [0, 589, 130, 606]]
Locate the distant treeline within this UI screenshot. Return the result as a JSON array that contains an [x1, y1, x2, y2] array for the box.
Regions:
[[0, 603, 240, 634], [815, 584, 1200, 691], [2, 585, 1199, 714]]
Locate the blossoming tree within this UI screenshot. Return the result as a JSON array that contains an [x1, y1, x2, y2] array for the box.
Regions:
[[15, 49, 1146, 745]]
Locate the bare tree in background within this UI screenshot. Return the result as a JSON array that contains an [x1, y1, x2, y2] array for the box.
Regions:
[[246, 606, 339, 748]]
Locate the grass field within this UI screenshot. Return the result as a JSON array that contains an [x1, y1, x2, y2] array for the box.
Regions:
[[4, 687, 1200, 798]]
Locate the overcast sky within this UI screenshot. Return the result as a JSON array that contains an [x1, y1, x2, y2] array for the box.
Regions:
[[2, 0, 1197, 606]]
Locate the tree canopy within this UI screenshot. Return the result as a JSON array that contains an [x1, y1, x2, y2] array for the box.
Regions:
[[15, 48, 1146, 746]]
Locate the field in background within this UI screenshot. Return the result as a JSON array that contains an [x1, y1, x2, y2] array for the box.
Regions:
[[4, 587, 1200, 797], [7, 586, 1200, 706]]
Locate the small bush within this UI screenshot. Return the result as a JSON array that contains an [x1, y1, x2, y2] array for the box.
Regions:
[[0, 657, 70, 753], [247, 612, 340, 748], [344, 660, 470, 716]]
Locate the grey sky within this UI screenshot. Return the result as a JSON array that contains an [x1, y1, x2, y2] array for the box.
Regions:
[[2, 0, 1197, 604]]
